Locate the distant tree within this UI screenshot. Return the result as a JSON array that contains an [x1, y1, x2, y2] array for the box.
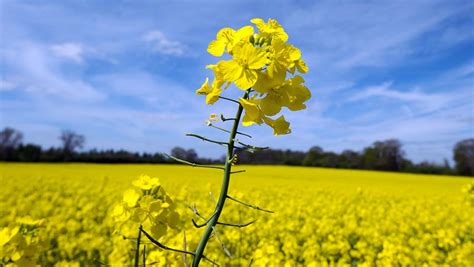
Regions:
[[319, 151, 339, 168], [171, 147, 198, 162], [17, 144, 42, 162], [0, 127, 23, 160], [363, 139, 404, 171], [340, 150, 362, 169], [59, 130, 85, 161], [41, 147, 63, 162], [302, 146, 324, 166], [283, 149, 306, 165], [453, 139, 474, 176]]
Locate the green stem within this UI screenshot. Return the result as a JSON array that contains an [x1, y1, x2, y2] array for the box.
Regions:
[[192, 90, 249, 266]]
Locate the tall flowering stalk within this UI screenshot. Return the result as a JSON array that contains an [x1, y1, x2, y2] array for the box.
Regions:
[[134, 18, 311, 266]]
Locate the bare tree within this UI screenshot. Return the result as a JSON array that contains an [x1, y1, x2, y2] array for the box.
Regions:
[[0, 127, 23, 160], [453, 139, 474, 176], [0, 127, 23, 148], [59, 130, 85, 161]]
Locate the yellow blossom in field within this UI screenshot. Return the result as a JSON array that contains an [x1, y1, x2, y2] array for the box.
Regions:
[[1, 163, 473, 266], [132, 175, 160, 190], [16, 217, 44, 226], [122, 189, 140, 207], [0, 227, 19, 247]]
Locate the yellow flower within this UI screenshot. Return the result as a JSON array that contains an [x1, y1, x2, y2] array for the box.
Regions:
[[16, 216, 45, 226], [253, 71, 284, 94], [260, 91, 285, 116], [206, 87, 222, 105], [132, 174, 160, 190], [266, 39, 302, 81], [239, 97, 264, 126], [257, 75, 311, 117], [199, 18, 312, 135], [264, 115, 291, 135], [123, 189, 140, 207], [208, 113, 219, 122], [111, 204, 130, 222], [196, 77, 211, 95], [196, 69, 226, 105], [0, 226, 19, 246], [290, 59, 309, 74], [207, 26, 254, 57], [250, 18, 288, 42], [282, 75, 311, 111], [206, 64, 228, 89], [220, 42, 267, 90]]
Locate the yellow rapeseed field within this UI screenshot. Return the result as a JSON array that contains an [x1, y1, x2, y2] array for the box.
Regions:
[[1, 163, 473, 266]]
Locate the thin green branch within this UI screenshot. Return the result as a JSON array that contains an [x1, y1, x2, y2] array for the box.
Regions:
[[218, 96, 240, 104], [235, 141, 269, 151], [230, 170, 246, 174], [186, 133, 228, 146], [217, 220, 256, 228], [209, 124, 252, 138], [141, 227, 220, 266], [141, 227, 195, 256], [220, 114, 237, 121], [226, 195, 274, 213], [162, 153, 224, 170], [142, 245, 146, 267], [189, 204, 232, 258], [192, 211, 217, 228]]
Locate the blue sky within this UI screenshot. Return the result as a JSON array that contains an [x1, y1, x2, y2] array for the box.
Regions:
[[0, 0, 473, 163]]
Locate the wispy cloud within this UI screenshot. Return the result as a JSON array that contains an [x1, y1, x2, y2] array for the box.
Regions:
[[0, 80, 16, 91], [2, 42, 104, 101], [347, 82, 453, 112], [50, 42, 84, 63], [143, 30, 186, 56]]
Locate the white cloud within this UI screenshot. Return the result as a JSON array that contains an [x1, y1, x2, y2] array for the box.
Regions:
[[143, 30, 186, 56], [92, 71, 200, 110], [50, 42, 84, 63], [347, 82, 454, 112], [0, 80, 16, 91], [3, 42, 104, 101]]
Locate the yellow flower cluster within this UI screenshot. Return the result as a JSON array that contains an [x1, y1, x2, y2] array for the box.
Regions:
[[112, 175, 181, 239], [197, 18, 311, 135], [0, 217, 44, 267], [1, 163, 473, 266]]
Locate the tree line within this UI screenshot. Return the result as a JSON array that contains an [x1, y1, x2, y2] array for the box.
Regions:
[[1, 127, 473, 176]]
